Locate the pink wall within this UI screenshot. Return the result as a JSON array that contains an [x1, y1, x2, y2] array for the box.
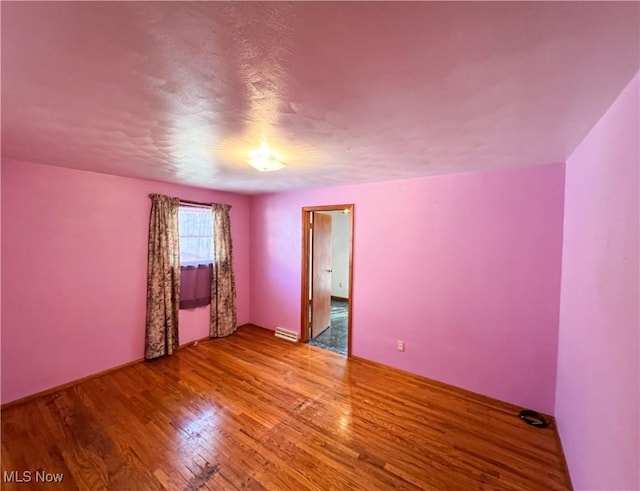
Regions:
[[250, 163, 565, 414], [555, 73, 639, 490], [1, 159, 251, 404]]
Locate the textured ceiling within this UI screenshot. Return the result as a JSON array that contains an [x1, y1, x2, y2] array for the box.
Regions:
[[2, 2, 638, 194]]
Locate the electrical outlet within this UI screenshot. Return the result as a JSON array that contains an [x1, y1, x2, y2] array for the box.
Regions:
[[339, 282, 342, 288], [397, 340, 405, 352]]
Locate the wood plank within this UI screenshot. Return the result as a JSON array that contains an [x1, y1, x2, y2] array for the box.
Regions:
[[1, 325, 572, 490]]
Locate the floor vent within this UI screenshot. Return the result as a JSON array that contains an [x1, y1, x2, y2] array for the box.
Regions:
[[275, 327, 299, 342]]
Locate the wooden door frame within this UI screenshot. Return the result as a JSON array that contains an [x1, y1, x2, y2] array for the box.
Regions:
[[300, 204, 355, 357]]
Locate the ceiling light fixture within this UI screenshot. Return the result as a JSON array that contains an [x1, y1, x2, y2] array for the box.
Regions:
[[249, 142, 286, 172]]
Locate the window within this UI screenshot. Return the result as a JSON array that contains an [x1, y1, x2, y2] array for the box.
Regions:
[[179, 206, 213, 266], [178, 205, 213, 309]]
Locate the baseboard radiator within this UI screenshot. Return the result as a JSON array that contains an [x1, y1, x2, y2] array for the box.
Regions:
[[274, 327, 299, 342]]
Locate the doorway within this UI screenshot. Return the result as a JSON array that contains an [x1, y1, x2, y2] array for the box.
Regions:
[[300, 205, 354, 356]]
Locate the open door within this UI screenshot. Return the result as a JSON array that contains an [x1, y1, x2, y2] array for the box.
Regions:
[[311, 212, 332, 338], [301, 204, 354, 356]]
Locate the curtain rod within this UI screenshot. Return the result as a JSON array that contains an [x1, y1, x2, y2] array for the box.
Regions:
[[179, 198, 212, 208], [148, 194, 230, 209]]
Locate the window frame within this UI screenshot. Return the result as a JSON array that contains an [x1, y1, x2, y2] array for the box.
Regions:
[[178, 203, 214, 309], [178, 204, 214, 267]]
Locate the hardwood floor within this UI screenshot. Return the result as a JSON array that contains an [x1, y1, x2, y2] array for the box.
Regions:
[[1, 325, 571, 490]]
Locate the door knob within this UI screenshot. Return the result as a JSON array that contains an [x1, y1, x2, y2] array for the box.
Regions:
[[326, 269, 333, 273]]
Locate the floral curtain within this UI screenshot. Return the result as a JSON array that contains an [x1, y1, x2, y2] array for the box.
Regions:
[[210, 203, 237, 337], [145, 194, 180, 359]]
